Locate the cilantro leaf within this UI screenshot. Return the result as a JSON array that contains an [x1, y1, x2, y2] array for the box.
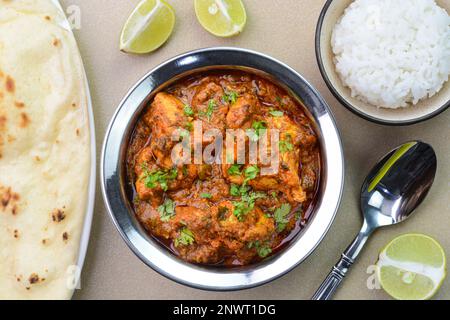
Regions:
[[183, 104, 194, 116], [232, 189, 266, 221], [257, 245, 272, 258], [141, 165, 178, 191], [227, 164, 243, 176], [244, 165, 259, 182], [199, 99, 216, 120], [269, 110, 284, 117], [248, 121, 267, 142], [230, 184, 240, 196], [252, 121, 267, 131], [274, 203, 292, 232], [174, 227, 195, 247], [223, 91, 238, 104], [247, 241, 272, 258], [158, 198, 176, 222], [200, 193, 212, 199], [279, 135, 294, 153]]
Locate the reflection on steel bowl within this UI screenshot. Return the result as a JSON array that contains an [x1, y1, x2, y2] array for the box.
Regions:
[[101, 47, 344, 290]]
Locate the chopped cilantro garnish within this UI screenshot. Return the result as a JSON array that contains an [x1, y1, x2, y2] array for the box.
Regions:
[[232, 201, 250, 221], [175, 227, 195, 247], [248, 121, 267, 142], [244, 165, 259, 182], [269, 109, 284, 117], [252, 121, 267, 131], [274, 203, 292, 232], [247, 240, 272, 258], [257, 245, 272, 258], [228, 166, 262, 221], [232, 189, 266, 222], [141, 164, 178, 191], [230, 184, 241, 196], [223, 91, 238, 104], [199, 99, 216, 120], [158, 198, 176, 222], [200, 193, 212, 199], [227, 164, 243, 176], [183, 104, 194, 116], [279, 135, 294, 153]]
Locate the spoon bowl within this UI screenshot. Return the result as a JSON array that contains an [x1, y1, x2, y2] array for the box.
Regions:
[[313, 141, 437, 300], [361, 141, 437, 228]]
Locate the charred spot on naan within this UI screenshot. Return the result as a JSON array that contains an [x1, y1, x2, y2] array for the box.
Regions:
[[0, 114, 6, 128], [51, 208, 66, 222], [19, 112, 30, 128], [14, 101, 25, 108], [5, 75, 15, 93], [62, 232, 69, 242], [13, 229, 19, 239], [28, 273, 45, 285], [0, 185, 20, 215], [52, 38, 60, 47]]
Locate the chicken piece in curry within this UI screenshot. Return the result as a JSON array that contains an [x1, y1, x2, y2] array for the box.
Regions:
[[127, 72, 321, 266]]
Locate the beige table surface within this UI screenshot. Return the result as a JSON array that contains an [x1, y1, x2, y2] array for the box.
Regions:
[[63, 0, 450, 300]]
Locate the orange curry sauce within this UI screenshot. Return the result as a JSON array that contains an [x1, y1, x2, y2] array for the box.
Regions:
[[126, 71, 321, 266]]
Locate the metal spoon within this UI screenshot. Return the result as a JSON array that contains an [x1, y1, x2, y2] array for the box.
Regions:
[[312, 141, 437, 300]]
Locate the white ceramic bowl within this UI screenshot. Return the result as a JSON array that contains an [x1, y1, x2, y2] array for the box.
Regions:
[[316, 0, 450, 125]]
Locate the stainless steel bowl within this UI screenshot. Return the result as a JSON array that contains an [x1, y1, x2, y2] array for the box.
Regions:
[[101, 47, 344, 291]]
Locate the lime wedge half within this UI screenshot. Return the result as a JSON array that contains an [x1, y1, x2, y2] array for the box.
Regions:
[[194, 0, 247, 37], [120, 0, 175, 54], [376, 234, 447, 300]]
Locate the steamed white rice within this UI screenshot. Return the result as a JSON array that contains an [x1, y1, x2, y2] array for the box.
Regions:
[[331, 0, 450, 109]]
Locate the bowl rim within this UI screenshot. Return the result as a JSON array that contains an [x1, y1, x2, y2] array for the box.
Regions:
[[101, 47, 345, 291], [315, 0, 450, 126]]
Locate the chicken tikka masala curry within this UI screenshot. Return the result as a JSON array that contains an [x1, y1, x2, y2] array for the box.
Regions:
[[127, 71, 321, 266]]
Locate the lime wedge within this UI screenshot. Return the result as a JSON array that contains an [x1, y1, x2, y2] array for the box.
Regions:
[[376, 234, 447, 300], [120, 0, 175, 54], [194, 0, 247, 37]]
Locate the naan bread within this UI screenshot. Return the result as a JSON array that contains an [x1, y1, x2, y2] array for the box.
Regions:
[[0, 0, 91, 299]]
